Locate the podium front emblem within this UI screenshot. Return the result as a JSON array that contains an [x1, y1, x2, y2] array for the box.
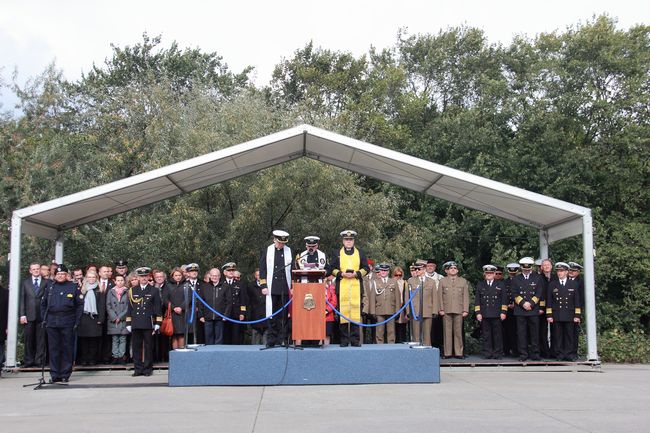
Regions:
[[303, 293, 316, 310]]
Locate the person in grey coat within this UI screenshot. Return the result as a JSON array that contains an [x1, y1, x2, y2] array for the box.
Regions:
[[106, 275, 130, 364]]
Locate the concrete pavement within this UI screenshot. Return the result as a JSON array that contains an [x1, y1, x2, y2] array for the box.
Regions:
[[1, 364, 648, 433]]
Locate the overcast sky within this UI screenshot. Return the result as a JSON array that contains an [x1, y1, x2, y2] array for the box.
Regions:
[[1, 0, 647, 111]]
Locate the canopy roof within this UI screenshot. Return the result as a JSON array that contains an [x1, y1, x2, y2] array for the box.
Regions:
[[15, 124, 589, 242]]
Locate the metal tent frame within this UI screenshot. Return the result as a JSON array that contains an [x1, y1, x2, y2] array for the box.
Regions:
[[6, 124, 598, 367]]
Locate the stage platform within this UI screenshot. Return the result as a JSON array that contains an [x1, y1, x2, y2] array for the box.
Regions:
[[168, 344, 440, 387]]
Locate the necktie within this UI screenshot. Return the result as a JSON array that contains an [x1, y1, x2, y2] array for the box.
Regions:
[[488, 281, 492, 287], [33, 278, 39, 292], [383, 278, 387, 284], [101, 281, 106, 291]]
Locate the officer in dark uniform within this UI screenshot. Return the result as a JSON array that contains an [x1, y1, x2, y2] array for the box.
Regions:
[[546, 262, 581, 361], [502, 263, 520, 357], [259, 230, 294, 348], [126, 267, 162, 377], [40, 264, 84, 383], [222, 262, 248, 345], [114, 259, 129, 278], [474, 265, 508, 359], [511, 257, 544, 361], [568, 262, 584, 359]]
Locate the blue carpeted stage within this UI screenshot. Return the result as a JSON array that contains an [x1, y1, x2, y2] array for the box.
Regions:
[[168, 344, 440, 386]]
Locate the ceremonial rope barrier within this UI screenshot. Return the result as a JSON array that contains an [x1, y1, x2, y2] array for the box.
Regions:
[[187, 289, 293, 324], [186, 283, 421, 327], [325, 286, 421, 327]]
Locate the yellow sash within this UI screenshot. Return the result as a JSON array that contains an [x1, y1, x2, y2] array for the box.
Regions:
[[338, 247, 361, 324]]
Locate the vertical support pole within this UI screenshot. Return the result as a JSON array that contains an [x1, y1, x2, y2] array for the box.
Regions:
[[55, 232, 64, 264], [6, 213, 22, 368], [582, 212, 599, 361], [539, 229, 549, 259]]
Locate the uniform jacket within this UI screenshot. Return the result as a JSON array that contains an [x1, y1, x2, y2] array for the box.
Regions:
[[440, 276, 470, 314], [106, 287, 129, 335], [511, 273, 544, 316], [406, 276, 442, 317], [546, 278, 581, 322], [247, 279, 267, 329], [363, 277, 401, 316], [0, 285, 9, 341], [474, 280, 508, 318], [40, 281, 84, 328], [223, 279, 248, 319], [126, 284, 162, 330], [20, 276, 48, 321]]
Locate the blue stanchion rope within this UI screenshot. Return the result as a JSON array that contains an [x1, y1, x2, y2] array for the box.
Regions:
[[325, 285, 421, 327], [188, 289, 293, 324]]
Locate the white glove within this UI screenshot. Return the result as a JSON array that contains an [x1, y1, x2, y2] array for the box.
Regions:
[[126, 326, 132, 333], [154, 324, 160, 331]]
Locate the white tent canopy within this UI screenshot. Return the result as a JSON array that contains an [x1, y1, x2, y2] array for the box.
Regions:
[[7, 124, 598, 366]]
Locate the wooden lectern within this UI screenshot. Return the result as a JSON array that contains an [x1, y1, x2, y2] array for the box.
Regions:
[[291, 269, 327, 341]]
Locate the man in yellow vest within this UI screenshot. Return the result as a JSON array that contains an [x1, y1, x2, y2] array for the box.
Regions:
[[329, 230, 370, 347]]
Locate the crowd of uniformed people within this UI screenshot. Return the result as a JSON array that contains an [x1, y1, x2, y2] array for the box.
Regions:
[[14, 229, 585, 383]]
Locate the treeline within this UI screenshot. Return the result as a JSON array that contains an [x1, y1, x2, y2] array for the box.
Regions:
[[0, 17, 648, 350]]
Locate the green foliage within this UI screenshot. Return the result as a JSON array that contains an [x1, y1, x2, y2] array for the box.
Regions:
[[596, 329, 650, 363], [1, 16, 649, 364]]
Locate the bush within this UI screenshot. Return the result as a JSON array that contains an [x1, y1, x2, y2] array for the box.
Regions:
[[596, 329, 650, 363]]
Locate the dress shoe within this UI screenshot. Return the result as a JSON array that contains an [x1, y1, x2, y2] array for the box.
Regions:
[[132, 371, 142, 377], [518, 356, 528, 362], [143, 371, 152, 377], [340, 342, 349, 347], [351, 342, 361, 347], [530, 356, 541, 361], [48, 378, 61, 384], [265, 342, 275, 348], [454, 355, 464, 359], [61, 377, 69, 383]]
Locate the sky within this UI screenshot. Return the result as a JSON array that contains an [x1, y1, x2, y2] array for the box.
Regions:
[[1, 0, 647, 112]]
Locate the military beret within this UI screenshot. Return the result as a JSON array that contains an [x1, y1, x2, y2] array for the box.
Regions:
[[482, 264, 497, 272], [340, 229, 357, 239], [135, 267, 151, 276], [426, 259, 436, 265], [221, 262, 237, 271], [186, 263, 199, 272], [55, 264, 68, 273], [555, 262, 570, 271]]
